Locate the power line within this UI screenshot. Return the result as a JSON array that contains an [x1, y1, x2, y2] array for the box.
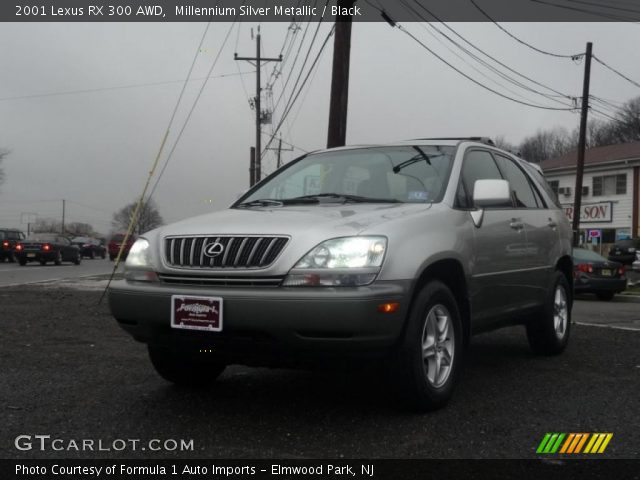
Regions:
[[262, 24, 336, 158], [147, 20, 238, 203], [469, 0, 582, 58], [564, 0, 640, 15], [408, 0, 577, 101], [0, 71, 251, 103], [593, 55, 640, 89], [393, 23, 575, 111]]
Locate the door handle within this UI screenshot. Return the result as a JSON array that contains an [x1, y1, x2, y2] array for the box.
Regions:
[[548, 218, 557, 229], [510, 219, 524, 231]]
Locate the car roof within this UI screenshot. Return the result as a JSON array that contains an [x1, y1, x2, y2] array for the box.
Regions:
[[311, 138, 501, 155]]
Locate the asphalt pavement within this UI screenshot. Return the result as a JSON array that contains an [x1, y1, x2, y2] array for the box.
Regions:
[[1, 284, 638, 459], [0, 258, 118, 287]]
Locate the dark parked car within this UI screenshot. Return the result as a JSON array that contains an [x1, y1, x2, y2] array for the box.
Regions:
[[71, 236, 106, 259], [574, 248, 626, 301], [108, 233, 137, 261], [0, 228, 26, 262], [15, 233, 82, 266], [608, 238, 640, 265]]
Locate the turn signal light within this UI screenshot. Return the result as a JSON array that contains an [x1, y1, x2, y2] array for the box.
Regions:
[[377, 302, 400, 313]]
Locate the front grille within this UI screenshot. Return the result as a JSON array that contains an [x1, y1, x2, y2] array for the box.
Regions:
[[158, 274, 283, 287], [164, 236, 289, 269]]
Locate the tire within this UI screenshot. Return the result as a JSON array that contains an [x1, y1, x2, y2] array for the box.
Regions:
[[526, 271, 572, 355], [109, 254, 115, 261], [8, 253, 15, 263], [89, 250, 95, 259], [54, 251, 62, 266], [148, 345, 226, 387], [393, 281, 464, 411], [596, 291, 615, 301], [101, 251, 106, 259], [73, 251, 82, 265], [19, 258, 27, 266], [39, 259, 47, 266]]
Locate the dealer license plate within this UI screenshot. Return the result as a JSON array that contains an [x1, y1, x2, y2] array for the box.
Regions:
[[171, 295, 223, 332], [600, 269, 612, 277]]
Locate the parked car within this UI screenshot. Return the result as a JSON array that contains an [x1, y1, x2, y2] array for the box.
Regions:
[[108, 233, 137, 261], [15, 233, 81, 266], [0, 228, 26, 262], [108, 138, 573, 410], [607, 238, 640, 265], [573, 248, 626, 301], [71, 236, 107, 259], [631, 251, 640, 273]]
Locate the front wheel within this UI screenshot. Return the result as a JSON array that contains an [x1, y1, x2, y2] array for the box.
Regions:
[[393, 281, 463, 411], [148, 345, 226, 387], [526, 271, 572, 355]]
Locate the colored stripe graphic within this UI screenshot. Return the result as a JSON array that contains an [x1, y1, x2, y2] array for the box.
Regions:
[[537, 433, 613, 454]]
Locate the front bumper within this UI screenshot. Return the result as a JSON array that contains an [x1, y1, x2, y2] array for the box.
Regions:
[[108, 279, 412, 362]]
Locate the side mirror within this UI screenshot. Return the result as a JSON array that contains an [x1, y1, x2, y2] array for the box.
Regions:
[[473, 179, 511, 207]]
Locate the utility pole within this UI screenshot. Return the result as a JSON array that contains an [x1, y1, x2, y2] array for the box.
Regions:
[[61, 199, 66, 235], [235, 28, 282, 185], [572, 42, 593, 247], [266, 136, 294, 169], [327, 0, 355, 148], [249, 147, 256, 186]]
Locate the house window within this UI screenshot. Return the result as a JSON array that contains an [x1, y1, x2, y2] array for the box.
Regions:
[[592, 174, 626, 196], [548, 180, 559, 197]]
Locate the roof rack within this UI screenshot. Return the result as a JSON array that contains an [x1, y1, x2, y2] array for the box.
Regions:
[[411, 137, 496, 146]]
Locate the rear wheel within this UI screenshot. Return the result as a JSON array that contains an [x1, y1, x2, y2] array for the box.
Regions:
[[89, 250, 95, 259], [54, 251, 62, 266], [19, 258, 27, 266], [596, 291, 614, 301], [393, 281, 463, 411], [148, 345, 226, 387], [73, 251, 82, 265], [39, 259, 47, 266], [526, 271, 571, 355]]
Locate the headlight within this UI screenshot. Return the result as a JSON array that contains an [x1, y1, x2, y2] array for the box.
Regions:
[[125, 238, 151, 268], [283, 236, 387, 287]]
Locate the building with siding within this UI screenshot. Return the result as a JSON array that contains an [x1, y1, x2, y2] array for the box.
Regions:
[[539, 142, 640, 245]]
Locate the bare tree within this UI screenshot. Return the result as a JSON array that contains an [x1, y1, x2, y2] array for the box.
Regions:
[[33, 218, 62, 233], [112, 199, 164, 235], [65, 222, 95, 236], [519, 127, 572, 163]]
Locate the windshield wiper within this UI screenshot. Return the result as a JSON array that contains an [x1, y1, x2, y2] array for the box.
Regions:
[[392, 147, 433, 173], [288, 193, 401, 204], [236, 198, 284, 208]]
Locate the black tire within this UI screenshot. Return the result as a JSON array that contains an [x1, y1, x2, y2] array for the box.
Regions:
[[101, 251, 106, 259], [109, 254, 115, 261], [596, 291, 614, 301], [393, 281, 464, 411], [19, 258, 27, 266], [89, 250, 95, 259], [73, 252, 81, 265], [54, 251, 62, 266], [8, 253, 15, 263], [39, 259, 47, 266], [526, 271, 572, 355], [148, 345, 226, 387]]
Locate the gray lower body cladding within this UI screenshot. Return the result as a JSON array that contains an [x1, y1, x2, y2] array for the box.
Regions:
[[108, 279, 411, 364]]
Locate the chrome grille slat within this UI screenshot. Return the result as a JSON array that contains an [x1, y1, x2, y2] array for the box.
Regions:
[[259, 238, 277, 265], [233, 237, 249, 266], [158, 274, 283, 287], [163, 235, 288, 270]]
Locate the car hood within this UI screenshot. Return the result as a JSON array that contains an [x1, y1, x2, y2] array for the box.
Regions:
[[155, 203, 433, 239]]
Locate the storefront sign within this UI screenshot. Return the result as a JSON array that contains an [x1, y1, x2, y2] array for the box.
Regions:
[[562, 202, 612, 223]]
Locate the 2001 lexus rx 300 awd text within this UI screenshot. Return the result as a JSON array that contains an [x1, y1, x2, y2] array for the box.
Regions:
[[108, 138, 573, 410]]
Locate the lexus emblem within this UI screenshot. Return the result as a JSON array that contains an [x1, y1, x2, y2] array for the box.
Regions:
[[203, 242, 224, 258]]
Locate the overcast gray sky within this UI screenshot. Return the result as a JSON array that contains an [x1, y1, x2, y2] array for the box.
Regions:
[[1, 21, 638, 234]]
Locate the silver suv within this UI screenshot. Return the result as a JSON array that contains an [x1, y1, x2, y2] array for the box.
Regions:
[[108, 138, 573, 410]]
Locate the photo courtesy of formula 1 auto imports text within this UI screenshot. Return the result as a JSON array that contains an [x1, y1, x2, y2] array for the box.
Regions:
[[0, 0, 639, 479]]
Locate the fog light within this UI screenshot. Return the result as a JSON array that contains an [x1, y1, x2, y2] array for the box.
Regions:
[[378, 302, 400, 313]]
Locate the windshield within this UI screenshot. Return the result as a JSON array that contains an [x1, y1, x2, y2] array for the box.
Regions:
[[236, 146, 456, 207], [26, 234, 57, 242]]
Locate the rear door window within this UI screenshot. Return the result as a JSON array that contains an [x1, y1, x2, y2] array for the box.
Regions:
[[493, 154, 539, 209], [458, 150, 504, 208]]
